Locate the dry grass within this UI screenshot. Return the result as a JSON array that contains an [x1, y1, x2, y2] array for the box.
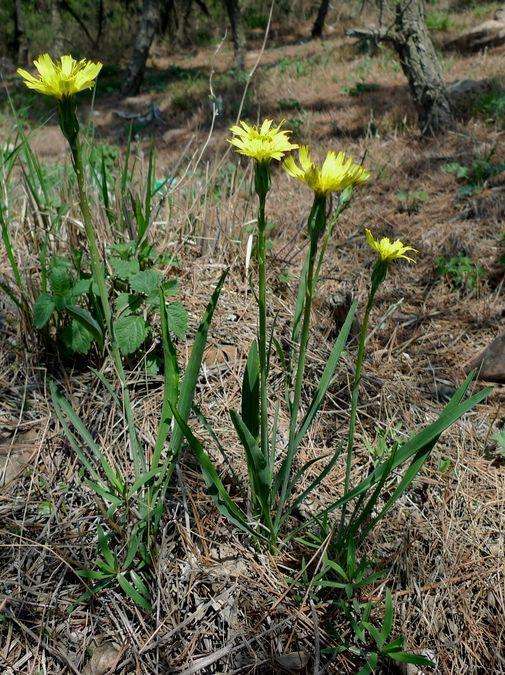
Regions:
[[1, 4, 504, 673]]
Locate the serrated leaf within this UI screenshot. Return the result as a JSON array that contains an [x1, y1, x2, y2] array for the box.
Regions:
[[110, 256, 140, 280], [116, 292, 142, 313], [33, 293, 56, 328], [162, 277, 178, 295], [70, 277, 92, 297], [49, 262, 74, 295], [114, 313, 149, 355], [165, 301, 188, 339], [144, 355, 160, 375], [61, 319, 94, 354], [129, 269, 162, 295]]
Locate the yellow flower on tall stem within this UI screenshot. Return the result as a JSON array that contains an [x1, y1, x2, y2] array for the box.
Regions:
[[284, 146, 369, 195], [17, 53, 102, 99], [229, 119, 298, 163], [365, 228, 417, 263], [18, 53, 143, 474]]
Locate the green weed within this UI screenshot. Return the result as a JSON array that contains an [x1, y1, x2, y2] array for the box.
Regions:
[[436, 253, 485, 291]]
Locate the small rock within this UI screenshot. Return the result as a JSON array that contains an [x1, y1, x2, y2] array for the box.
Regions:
[[445, 10, 505, 52], [275, 650, 309, 672], [467, 333, 505, 383], [325, 288, 359, 338], [82, 642, 120, 675]]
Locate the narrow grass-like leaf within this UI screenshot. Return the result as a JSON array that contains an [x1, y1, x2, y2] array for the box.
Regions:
[[117, 573, 152, 612], [169, 403, 258, 538], [230, 409, 271, 519], [151, 289, 180, 471], [286, 380, 490, 541], [166, 269, 228, 469], [290, 445, 344, 514], [241, 340, 260, 440], [294, 301, 357, 448]]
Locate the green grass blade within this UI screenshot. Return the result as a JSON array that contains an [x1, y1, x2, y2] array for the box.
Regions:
[[166, 269, 228, 469], [285, 381, 490, 541], [170, 403, 258, 538], [230, 409, 271, 519], [241, 340, 260, 440], [294, 300, 357, 448], [151, 289, 180, 471]]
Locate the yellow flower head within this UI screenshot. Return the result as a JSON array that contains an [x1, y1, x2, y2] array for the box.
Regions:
[[228, 119, 298, 162], [17, 54, 102, 100], [365, 228, 417, 263], [284, 146, 369, 195]]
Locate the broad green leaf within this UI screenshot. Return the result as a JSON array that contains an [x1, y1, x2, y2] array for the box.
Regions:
[[49, 261, 73, 296], [162, 277, 178, 295], [114, 313, 149, 355], [129, 269, 161, 295], [66, 305, 103, 346], [61, 319, 94, 354], [110, 256, 140, 280], [33, 292, 55, 328], [70, 277, 92, 297], [165, 300, 188, 339]]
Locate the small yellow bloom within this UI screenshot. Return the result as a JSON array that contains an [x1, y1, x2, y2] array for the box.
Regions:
[[284, 146, 369, 195], [229, 119, 298, 162], [365, 228, 417, 263], [17, 53, 102, 99]]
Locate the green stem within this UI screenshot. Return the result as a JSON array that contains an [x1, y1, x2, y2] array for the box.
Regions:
[[254, 162, 273, 535], [274, 194, 326, 538], [339, 260, 387, 534], [60, 99, 144, 476]]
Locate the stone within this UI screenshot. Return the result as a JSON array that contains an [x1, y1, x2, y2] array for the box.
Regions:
[[445, 9, 505, 52], [275, 651, 310, 672], [467, 332, 505, 383], [82, 643, 120, 675]]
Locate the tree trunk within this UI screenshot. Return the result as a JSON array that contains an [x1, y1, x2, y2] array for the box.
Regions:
[[178, 0, 193, 47], [13, 0, 29, 64], [222, 0, 246, 69], [393, 0, 453, 135], [122, 0, 163, 97], [311, 0, 330, 39], [51, 0, 65, 56]]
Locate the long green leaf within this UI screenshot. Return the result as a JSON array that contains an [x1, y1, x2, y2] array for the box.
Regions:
[[294, 300, 357, 448], [66, 304, 104, 347], [285, 379, 490, 541], [170, 403, 258, 538], [241, 340, 260, 440], [151, 288, 180, 471], [230, 409, 271, 520], [117, 572, 152, 612], [166, 269, 228, 469]]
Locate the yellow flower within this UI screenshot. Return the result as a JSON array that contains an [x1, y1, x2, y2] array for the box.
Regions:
[[17, 53, 102, 99], [365, 228, 417, 263], [229, 119, 298, 162], [284, 146, 369, 195]]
